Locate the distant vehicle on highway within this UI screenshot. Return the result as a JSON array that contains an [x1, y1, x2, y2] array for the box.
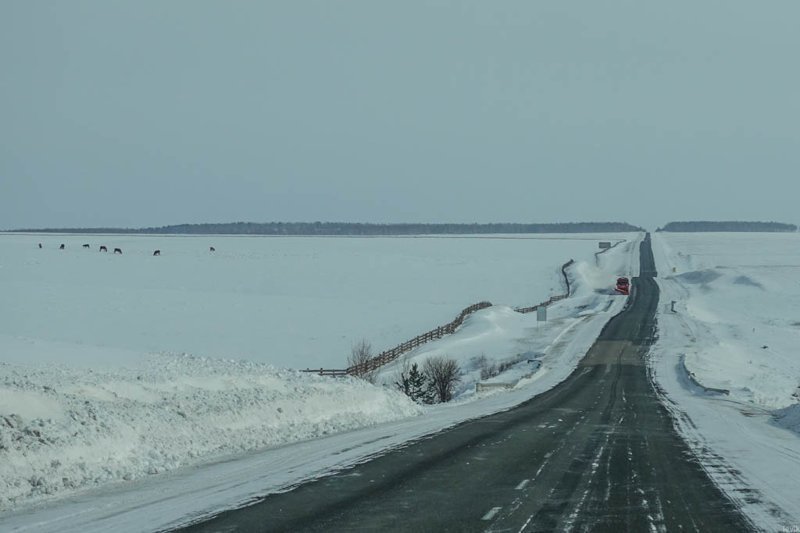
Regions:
[[615, 277, 630, 295]]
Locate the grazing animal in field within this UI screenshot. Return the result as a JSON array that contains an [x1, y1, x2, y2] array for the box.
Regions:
[[99, 245, 108, 252], [209, 246, 215, 252], [38, 243, 42, 249], [153, 250, 161, 256], [113, 248, 122, 254], [59, 244, 65, 250], [82, 244, 90, 249]]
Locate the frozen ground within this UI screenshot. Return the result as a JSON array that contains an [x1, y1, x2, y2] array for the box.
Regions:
[[651, 232, 800, 529], [1, 233, 634, 369], [0, 233, 638, 530]]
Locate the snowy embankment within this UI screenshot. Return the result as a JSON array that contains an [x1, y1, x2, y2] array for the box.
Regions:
[[650, 232, 800, 529], [0, 354, 421, 510], [0, 233, 638, 530]]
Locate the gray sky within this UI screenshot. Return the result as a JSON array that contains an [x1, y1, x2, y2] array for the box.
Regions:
[[2, 1, 799, 231]]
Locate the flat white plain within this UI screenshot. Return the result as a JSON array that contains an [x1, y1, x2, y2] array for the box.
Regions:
[[1, 234, 633, 368]]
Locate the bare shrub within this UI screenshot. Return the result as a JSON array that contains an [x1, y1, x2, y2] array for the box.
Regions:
[[497, 359, 518, 374], [475, 353, 499, 381], [475, 355, 492, 380], [423, 356, 461, 403], [480, 362, 498, 381], [348, 339, 376, 383]]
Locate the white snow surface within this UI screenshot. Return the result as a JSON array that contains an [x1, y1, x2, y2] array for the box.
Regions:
[[0, 233, 639, 530], [0, 233, 633, 369], [0, 354, 422, 512], [651, 232, 800, 530]]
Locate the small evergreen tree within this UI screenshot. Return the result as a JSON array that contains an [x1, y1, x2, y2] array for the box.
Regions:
[[407, 363, 432, 404], [395, 362, 431, 404], [395, 369, 411, 397]]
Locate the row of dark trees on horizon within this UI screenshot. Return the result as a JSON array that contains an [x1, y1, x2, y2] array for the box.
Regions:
[[11, 220, 798, 235], [10, 221, 643, 235], [658, 221, 797, 232]]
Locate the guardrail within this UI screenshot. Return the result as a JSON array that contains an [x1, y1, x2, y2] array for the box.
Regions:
[[594, 239, 626, 266], [300, 368, 349, 377], [475, 382, 515, 392], [514, 260, 574, 314]]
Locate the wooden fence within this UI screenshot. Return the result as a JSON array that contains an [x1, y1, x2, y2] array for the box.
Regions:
[[514, 259, 574, 314], [594, 239, 626, 266], [344, 259, 575, 378], [346, 301, 493, 377]]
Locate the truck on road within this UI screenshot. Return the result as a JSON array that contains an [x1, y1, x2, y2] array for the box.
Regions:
[[615, 277, 630, 295]]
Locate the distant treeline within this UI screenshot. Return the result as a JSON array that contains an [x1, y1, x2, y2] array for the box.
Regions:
[[11, 221, 643, 235], [658, 221, 797, 232]]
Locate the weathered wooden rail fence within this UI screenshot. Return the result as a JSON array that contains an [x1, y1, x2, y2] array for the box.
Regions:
[[514, 259, 574, 314], [594, 239, 626, 266], [302, 259, 574, 377], [344, 300, 493, 377]]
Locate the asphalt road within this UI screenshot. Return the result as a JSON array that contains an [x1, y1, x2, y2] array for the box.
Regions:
[[183, 234, 752, 532]]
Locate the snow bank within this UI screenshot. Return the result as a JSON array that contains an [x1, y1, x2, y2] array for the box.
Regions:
[[0, 354, 421, 511], [651, 232, 800, 528], [774, 404, 800, 435], [654, 233, 800, 411]]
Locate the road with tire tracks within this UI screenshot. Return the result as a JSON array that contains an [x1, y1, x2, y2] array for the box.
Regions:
[[183, 234, 752, 532]]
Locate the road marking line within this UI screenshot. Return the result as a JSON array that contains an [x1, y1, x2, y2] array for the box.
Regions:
[[518, 514, 535, 533], [482, 507, 502, 521], [515, 479, 530, 490]]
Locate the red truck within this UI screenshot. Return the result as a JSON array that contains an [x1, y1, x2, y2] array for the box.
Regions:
[[615, 277, 630, 295]]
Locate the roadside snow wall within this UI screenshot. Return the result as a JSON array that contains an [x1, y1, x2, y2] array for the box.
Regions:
[[0, 353, 422, 511]]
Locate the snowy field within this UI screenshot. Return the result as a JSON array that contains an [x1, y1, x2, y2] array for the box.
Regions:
[[1, 233, 631, 369], [0, 233, 638, 529], [651, 232, 800, 529]]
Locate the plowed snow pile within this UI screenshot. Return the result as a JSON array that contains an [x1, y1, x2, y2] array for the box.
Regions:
[[0, 354, 421, 510], [651, 232, 800, 529], [655, 233, 800, 415]]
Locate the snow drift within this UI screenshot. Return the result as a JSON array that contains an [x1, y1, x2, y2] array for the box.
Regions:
[[651, 232, 800, 529], [0, 354, 421, 510]]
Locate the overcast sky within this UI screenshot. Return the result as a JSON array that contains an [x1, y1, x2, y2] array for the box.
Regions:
[[2, 1, 799, 231]]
